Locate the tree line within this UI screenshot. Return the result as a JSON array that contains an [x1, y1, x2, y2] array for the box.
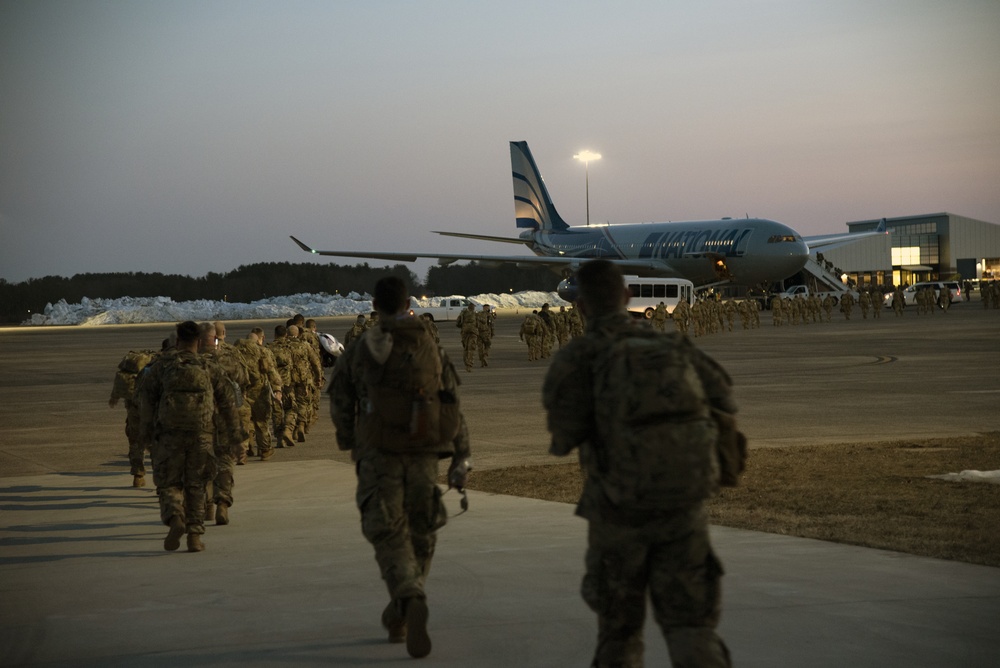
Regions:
[[0, 261, 560, 324]]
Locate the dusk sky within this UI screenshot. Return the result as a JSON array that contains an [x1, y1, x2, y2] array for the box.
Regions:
[[2, 0, 998, 284]]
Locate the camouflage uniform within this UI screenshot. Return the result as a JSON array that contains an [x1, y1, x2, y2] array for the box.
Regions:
[[519, 312, 542, 360], [651, 303, 668, 332], [839, 292, 854, 320], [138, 349, 242, 540], [770, 296, 783, 326], [109, 349, 156, 485], [543, 310, 735, 668], [567, 307, 585, 338], [892, 287, 905, 316], [330, 315, 471, 653], [555, 306, 570, 347], [203, 340, 250, 510], [475, 306, 495, 367], [344, 316, 368, 346], [538, 305, 555, 357], [455, 304, 478, 372], [267, 334, 299, 448], [289, 328, 322, 439], [234, 336, 283, 460]]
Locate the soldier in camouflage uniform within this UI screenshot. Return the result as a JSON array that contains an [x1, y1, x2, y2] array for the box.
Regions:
[[672, 298, 690, 335], [330, 277, 471, 659], [475, 304, 495, 367], [567, 305, 585, 338], [542, 260, 736, 668], [538, 303, 555, 358], [839, 292, 855, 320], [268, 325, 299, 449], [234, 328, 283, 461], [286, 324, 320, 442], [109, 347, 158, 487], [345, 314, 368, 346], [139, 321, 243, 552], [519, 311, 542, 361], [455, 303, 478, 372], [201, 322, 250, 525], [555, 306, 570, 347], [651, 302, 668, 332]]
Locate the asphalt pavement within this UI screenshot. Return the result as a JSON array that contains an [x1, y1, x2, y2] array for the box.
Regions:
[[1, 303, 998, 666]]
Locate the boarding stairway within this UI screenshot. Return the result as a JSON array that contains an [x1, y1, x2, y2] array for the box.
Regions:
[[802, 254, 851, 294]]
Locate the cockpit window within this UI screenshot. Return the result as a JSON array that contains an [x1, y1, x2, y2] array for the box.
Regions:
[[767, 235, 798, 243]]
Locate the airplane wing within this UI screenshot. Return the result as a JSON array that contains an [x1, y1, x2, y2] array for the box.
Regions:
[[804, 219, 887, 253], [290, 236, 683, 276]]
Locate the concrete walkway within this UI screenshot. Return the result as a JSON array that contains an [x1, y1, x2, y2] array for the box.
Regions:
[[2, 460, 998, 667]]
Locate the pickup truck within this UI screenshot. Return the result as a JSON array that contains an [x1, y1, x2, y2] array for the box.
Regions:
[[410, 297, 474, 321]]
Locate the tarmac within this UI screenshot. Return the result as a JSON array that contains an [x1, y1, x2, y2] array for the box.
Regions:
[[2, 303, 999, 666]]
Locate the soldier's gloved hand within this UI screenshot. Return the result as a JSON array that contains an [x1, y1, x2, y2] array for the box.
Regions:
[[448, 457, 472, 490]]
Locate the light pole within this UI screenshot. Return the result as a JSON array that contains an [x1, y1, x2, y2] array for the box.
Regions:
[[573, 150, 601, 226]]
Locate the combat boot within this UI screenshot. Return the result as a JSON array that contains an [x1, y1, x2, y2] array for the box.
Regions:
[[186, 533, 205, 552], [295, 423, 306, 443], [403, 596, 431, 659], [259, 448, 274, 461], [132, 474, 145, 488], [381, 601, 406, 644], [164, 516, 185, 551], [215, 503, 230, 526]]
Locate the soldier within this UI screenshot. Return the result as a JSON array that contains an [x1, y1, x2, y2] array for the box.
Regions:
[[722, 299, 736, 332], [519, 310, 542, 361], [287, 324, 321, 442], [200, 322, 249, 526], [770, 295, 783, 326], [542, 260, 739, 667], [138, 321, 243, 553], [455, 303, 478, 372], [109, 347, 158, 487], [892, 286, 906, 316], [938, 285, 952, 312], [871, 288, 883, 319], [672, 298, 690, 335], [419, 313, 440, 344], [538, 303, 555, 358], [234, 328, 283, 461], [330, 276, 471, 659], [475, 304, 495, 367], [268, 325, 298, 449], [345, 314, 368, 346], [859, 290, 871, 319], [567, 305, 585, 338], [822, 294, 835, 322], [555, 306, 571, 347], [839, 292, 854, 320], [651, 302, 668, 332], [303, 318, 325, 424]]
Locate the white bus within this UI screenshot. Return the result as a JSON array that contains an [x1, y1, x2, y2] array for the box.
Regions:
[[624, 276, 695, 319]]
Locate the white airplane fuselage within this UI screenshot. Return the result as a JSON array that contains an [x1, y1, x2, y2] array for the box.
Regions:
[[517, 218, 808, 286]]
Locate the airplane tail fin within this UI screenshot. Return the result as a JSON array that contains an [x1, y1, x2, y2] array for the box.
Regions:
[[510, 141, 570, 232]]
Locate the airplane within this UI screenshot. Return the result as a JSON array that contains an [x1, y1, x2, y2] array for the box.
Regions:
[[292, 141, 881, 291]]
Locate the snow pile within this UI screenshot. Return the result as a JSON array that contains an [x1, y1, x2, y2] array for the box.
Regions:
[[27, 291, 567, 326], [926, 470, 1000, 485]]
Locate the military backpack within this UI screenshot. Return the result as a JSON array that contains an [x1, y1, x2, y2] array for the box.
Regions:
[[156, 355, 215, 433], [357, 320, 460, 453], [589, 329, 719, 509]]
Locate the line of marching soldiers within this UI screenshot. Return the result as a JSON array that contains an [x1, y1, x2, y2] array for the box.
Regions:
[[109, 315, 325, 551]]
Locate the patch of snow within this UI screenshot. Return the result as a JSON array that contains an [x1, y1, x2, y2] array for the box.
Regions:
[[26, 291, 568, 326], [926, 470, 1000, 485]]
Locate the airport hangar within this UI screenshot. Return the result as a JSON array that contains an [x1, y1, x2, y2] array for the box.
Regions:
[[795, 212, 1000, 291]]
